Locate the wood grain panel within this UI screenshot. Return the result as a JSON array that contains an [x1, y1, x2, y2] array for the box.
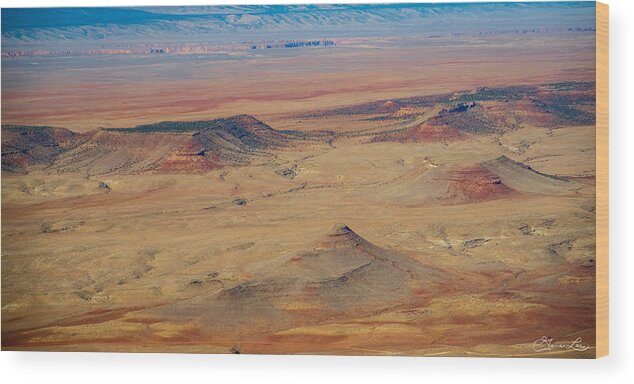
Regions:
[[596, 1, 609, 359]]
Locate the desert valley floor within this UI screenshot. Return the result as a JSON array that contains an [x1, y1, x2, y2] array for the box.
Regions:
[[1, 81, 597, 357]]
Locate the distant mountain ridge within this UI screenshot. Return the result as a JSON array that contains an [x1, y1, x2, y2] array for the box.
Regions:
[[2, 3, 595, 43]]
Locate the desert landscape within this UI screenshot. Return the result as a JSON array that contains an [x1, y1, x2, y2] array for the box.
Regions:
[[2, 3, 597, 357]]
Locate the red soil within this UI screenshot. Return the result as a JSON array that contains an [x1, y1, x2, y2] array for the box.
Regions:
[[445, 165, 516, 202], [155, 139, 223, 173], [373, 117, 466, 143]]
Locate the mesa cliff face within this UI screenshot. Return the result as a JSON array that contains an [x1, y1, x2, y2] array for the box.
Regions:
[[1, 125, 89, 174], [371, 155, 578, 206]]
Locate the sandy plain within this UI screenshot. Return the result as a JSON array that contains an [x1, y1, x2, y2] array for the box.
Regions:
[[1, 13, 597, 356], [2, 108, 596, 356]]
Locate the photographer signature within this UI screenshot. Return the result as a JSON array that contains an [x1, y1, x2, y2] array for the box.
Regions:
[[532, 336, 589, 352]]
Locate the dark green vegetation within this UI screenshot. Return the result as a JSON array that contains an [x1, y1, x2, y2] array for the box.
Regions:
[[311, 81, 596, 136], [107, 115, 266, 134], [107, 114, 296, 150], [454, 85, 537, 102], [106, 115, 296, 148]]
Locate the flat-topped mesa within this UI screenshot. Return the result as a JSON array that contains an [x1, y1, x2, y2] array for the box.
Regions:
[[1, 125, 88, 174], [109, 114, 280, 136], [2, 114, 298, 175]]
